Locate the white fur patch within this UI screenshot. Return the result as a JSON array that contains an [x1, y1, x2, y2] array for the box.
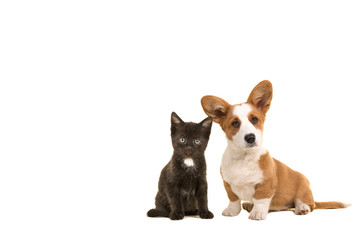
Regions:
[[232, 104, 262, 149], [222, 199, 241, 216], [343, 203, 352, 208], [183, 158, 194, 167], [249, 197, 272, 220], [221, 146, 267, 201]]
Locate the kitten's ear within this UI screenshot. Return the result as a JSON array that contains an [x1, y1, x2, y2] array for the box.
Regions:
[[171, 112, 184, 126], [201, 95, 230, 124], [247, 80, 273, 116], [199, 116, 212, 129]]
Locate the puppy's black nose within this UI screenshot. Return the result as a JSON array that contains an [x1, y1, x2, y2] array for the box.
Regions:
[[244, 133, 256, 144]]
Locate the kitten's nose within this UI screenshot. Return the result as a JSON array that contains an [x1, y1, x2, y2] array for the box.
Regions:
[[185, 146, 192, 154]]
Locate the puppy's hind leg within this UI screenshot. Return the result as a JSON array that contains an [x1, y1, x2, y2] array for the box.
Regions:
[[294, 199, 311, 215], [242, 202, 254, 213], [294, 177, 315, 215]]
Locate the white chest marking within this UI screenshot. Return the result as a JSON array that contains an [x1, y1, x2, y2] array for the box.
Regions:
[[184, 158, 194, 167], [221, 146, 267, 201]]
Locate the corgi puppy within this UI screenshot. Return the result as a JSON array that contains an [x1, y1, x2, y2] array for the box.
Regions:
[[201, 80, 350, 220]]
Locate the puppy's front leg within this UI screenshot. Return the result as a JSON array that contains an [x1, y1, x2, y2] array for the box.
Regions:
[[249, 153, 276, 220], [222, 181, 241, 216], [223, 199, 242, 216], [248, 197, 272, 220]]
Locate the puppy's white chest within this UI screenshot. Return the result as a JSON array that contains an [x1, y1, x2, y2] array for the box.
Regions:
[[221, 146, 266, 201]]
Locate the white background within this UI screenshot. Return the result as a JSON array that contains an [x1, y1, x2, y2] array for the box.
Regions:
[[1, 1, 360, 239]]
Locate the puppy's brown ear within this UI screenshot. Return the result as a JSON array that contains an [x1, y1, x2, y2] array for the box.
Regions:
[[201, 96, 231, 124], [247, 80, 273, 115]]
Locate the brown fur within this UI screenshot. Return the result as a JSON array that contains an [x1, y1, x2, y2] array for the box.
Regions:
[[242, 202, 254, 212], [223, 180, 240, 202], [247, 104, 265, 132], [253, 153, 277, 200], [201, 96, 231, 124], [201, 96, 238, 140], [220, 105, 241, 140], [242, 201, 347, 213], [247, 80, 273, 115], [315, 201, 347, 209], [252, 152, 316, 211]]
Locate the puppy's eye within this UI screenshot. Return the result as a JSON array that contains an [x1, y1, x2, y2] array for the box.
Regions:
[[251, 117, 258, 124], [232, 121, 240, 128], [194, 139, 201, 145], [179, 138, 186, 143]]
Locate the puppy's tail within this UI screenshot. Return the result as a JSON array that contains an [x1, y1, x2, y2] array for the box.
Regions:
[[314, 201, 351, 209], [147, 208, 169, 217]]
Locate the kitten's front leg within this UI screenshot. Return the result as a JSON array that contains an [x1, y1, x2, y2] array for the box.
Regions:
[[167, 187, 185, 220], [196, 180, 214, 219]]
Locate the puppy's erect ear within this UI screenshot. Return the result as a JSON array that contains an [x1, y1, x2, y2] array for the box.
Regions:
[[247, 80, 273, 115], [201, 96, 231, 124], [199, 116, 212, 129], [171, 112, 184, 125]]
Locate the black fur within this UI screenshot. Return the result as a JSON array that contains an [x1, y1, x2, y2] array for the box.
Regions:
[[147, 112, 214, 220]]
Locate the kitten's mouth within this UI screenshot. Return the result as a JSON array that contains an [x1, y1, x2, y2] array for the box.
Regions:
[[185, 150, 193, 155]]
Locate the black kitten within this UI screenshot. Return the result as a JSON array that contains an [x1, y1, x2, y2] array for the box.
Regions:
[[147, 112, 213, 220]]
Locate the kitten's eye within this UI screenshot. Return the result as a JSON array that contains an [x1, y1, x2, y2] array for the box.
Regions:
[[179, 138, 186, 143], [194, 139, 201, 145], [251, 117, 258, 124], [232, 121, 240, 128]]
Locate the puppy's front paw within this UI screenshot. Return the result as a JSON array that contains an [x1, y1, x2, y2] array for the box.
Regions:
[[249, 210, 267, 220], [199, 210, 214, 219], [170, 211, 184, 220], [222, 207, 241, 217]]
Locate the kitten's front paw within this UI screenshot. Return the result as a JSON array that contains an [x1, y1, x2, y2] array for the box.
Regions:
[[170, 211, 184, 220], [248, 210, 267, 220], [199, 210, 214, 219]]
